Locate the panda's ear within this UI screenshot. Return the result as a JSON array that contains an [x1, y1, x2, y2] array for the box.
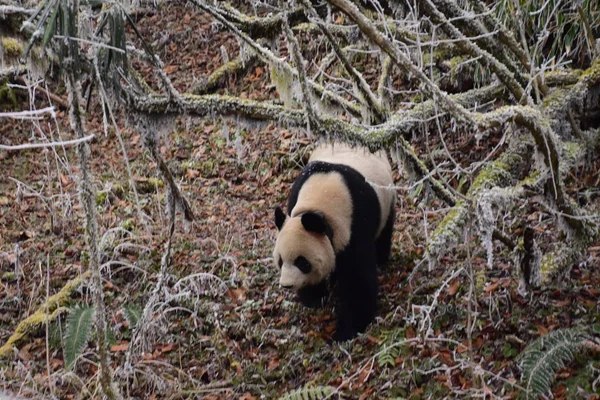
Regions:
[[275, 206, 287, 230], [301, 212, 333, 240]]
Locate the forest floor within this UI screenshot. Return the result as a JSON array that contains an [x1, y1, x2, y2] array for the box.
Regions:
[[1, 3, 600, 399]]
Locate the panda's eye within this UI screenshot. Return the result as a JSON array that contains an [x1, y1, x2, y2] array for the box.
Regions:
[[294, 256, 312, 274], [278, 257, 283, 268]]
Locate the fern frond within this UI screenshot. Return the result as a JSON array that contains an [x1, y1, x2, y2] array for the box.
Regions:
[[123, 304, 141, 329], [279, 385, 335, 400], [519, 328, 590, 399], [64, 305, 95, 370]]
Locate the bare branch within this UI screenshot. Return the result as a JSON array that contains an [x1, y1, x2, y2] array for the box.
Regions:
[[0, 134, 95, 150], [301, 0, 386, 123], [326, 0, 475, 125], [420, 0, 531, 104]]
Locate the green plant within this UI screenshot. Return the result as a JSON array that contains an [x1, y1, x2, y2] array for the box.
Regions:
[[279, 385, 335, 400], [64, 305, 95, 370], [376, 328, 408, 368], [123, 304, 142, 330], [519, 328, 591, 399], [494, 0, 600, 65]]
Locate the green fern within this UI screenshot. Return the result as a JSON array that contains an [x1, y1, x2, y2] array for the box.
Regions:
[[376, 328, 408, 368], [64, 305, 95, 370], [279, 385, 335, 400], [123, 304, 142, 330], [519, 328, 590, 399]]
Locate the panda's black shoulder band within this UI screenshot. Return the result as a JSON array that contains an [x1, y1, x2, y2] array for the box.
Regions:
[[298, 211, 334, 246]]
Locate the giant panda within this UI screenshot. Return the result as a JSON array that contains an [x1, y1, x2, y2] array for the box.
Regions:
[[273, 142, 396, 341]]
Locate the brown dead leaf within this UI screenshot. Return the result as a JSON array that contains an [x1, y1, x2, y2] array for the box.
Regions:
[[448, 279, 460, 296], [60, 173, 70, 186], [359, 388, 374, 400], [536, 325, 549, 335], [186, 169, 200, 179], [552, 298, 571, 307], [366, 335, 379, 344], [161, 343, 175, 353], [438, 350, 456, 366], [110, 342, 129, 353], [358, 366, 371, 384], [163, 65, 177, 74], [267, 357, 279, 371], [228, 288, 247, 304], [485, 281, 500, 293], [405, 325, 416, 339]]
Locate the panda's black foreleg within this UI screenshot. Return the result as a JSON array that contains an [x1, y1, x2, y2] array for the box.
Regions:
[[297, 280, 329, 309], [375, 205, 395, 266], [333, 247, 378, 342]]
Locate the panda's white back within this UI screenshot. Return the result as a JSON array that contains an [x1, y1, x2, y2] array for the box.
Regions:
[[309, 143, 395, 235]]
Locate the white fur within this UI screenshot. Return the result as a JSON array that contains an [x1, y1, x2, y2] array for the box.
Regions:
[[274, 217, 335, 290], [309, 142, 395, 236]]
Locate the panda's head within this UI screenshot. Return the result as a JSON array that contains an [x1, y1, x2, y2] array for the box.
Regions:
[[273, 207, 335, 291]]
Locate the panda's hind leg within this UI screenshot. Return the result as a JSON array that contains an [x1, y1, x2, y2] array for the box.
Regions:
[[376, 205, 395, 266]]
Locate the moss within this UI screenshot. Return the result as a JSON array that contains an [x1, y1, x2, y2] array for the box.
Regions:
[[96, 191, 109, 205], [270, 64, 296, 108], [520, 169, 542, 186], [0, 271, 90, 358], [540, 245, 581, 286], [0, 84, 18, 108], [135, 177, 163, 194], [112, 183, 125, 198], [122, 219, 136, 232], [1, 272, 16, 282], [1, 37, 23, 59], [426, 203, 468, 259], [580, 59, 600, 82]]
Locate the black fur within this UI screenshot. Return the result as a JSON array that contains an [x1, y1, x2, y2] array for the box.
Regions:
[[376, 204, 395, 265], [275, 206, 286, 230], [286, 161, 385, 341], [301, 212, 333, 243]]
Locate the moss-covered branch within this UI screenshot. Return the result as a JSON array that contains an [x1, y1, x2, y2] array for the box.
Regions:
[[371, 83, 506, 145], [0, 271, 91, 358], [192, 53, 258, 96], [214, 5, 308, 39], [427, 137, 532, 262], [476, 105, 584, 234]]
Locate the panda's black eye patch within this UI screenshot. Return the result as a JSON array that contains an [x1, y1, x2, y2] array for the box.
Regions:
[[295, 256, 312, 274], [278, 256, 283, 268]]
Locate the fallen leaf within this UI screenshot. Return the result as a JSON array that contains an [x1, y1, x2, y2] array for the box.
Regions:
[[164, 65, 177, 74], [110, 342, 129, 353], [267, 357, 279, 371], [448, 279, 460, 296]]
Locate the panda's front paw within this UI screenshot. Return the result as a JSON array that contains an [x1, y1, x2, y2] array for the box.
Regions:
[[297, 282, 328, 309], [297, 294, 326, 309], [332, 324, 357, 342]]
